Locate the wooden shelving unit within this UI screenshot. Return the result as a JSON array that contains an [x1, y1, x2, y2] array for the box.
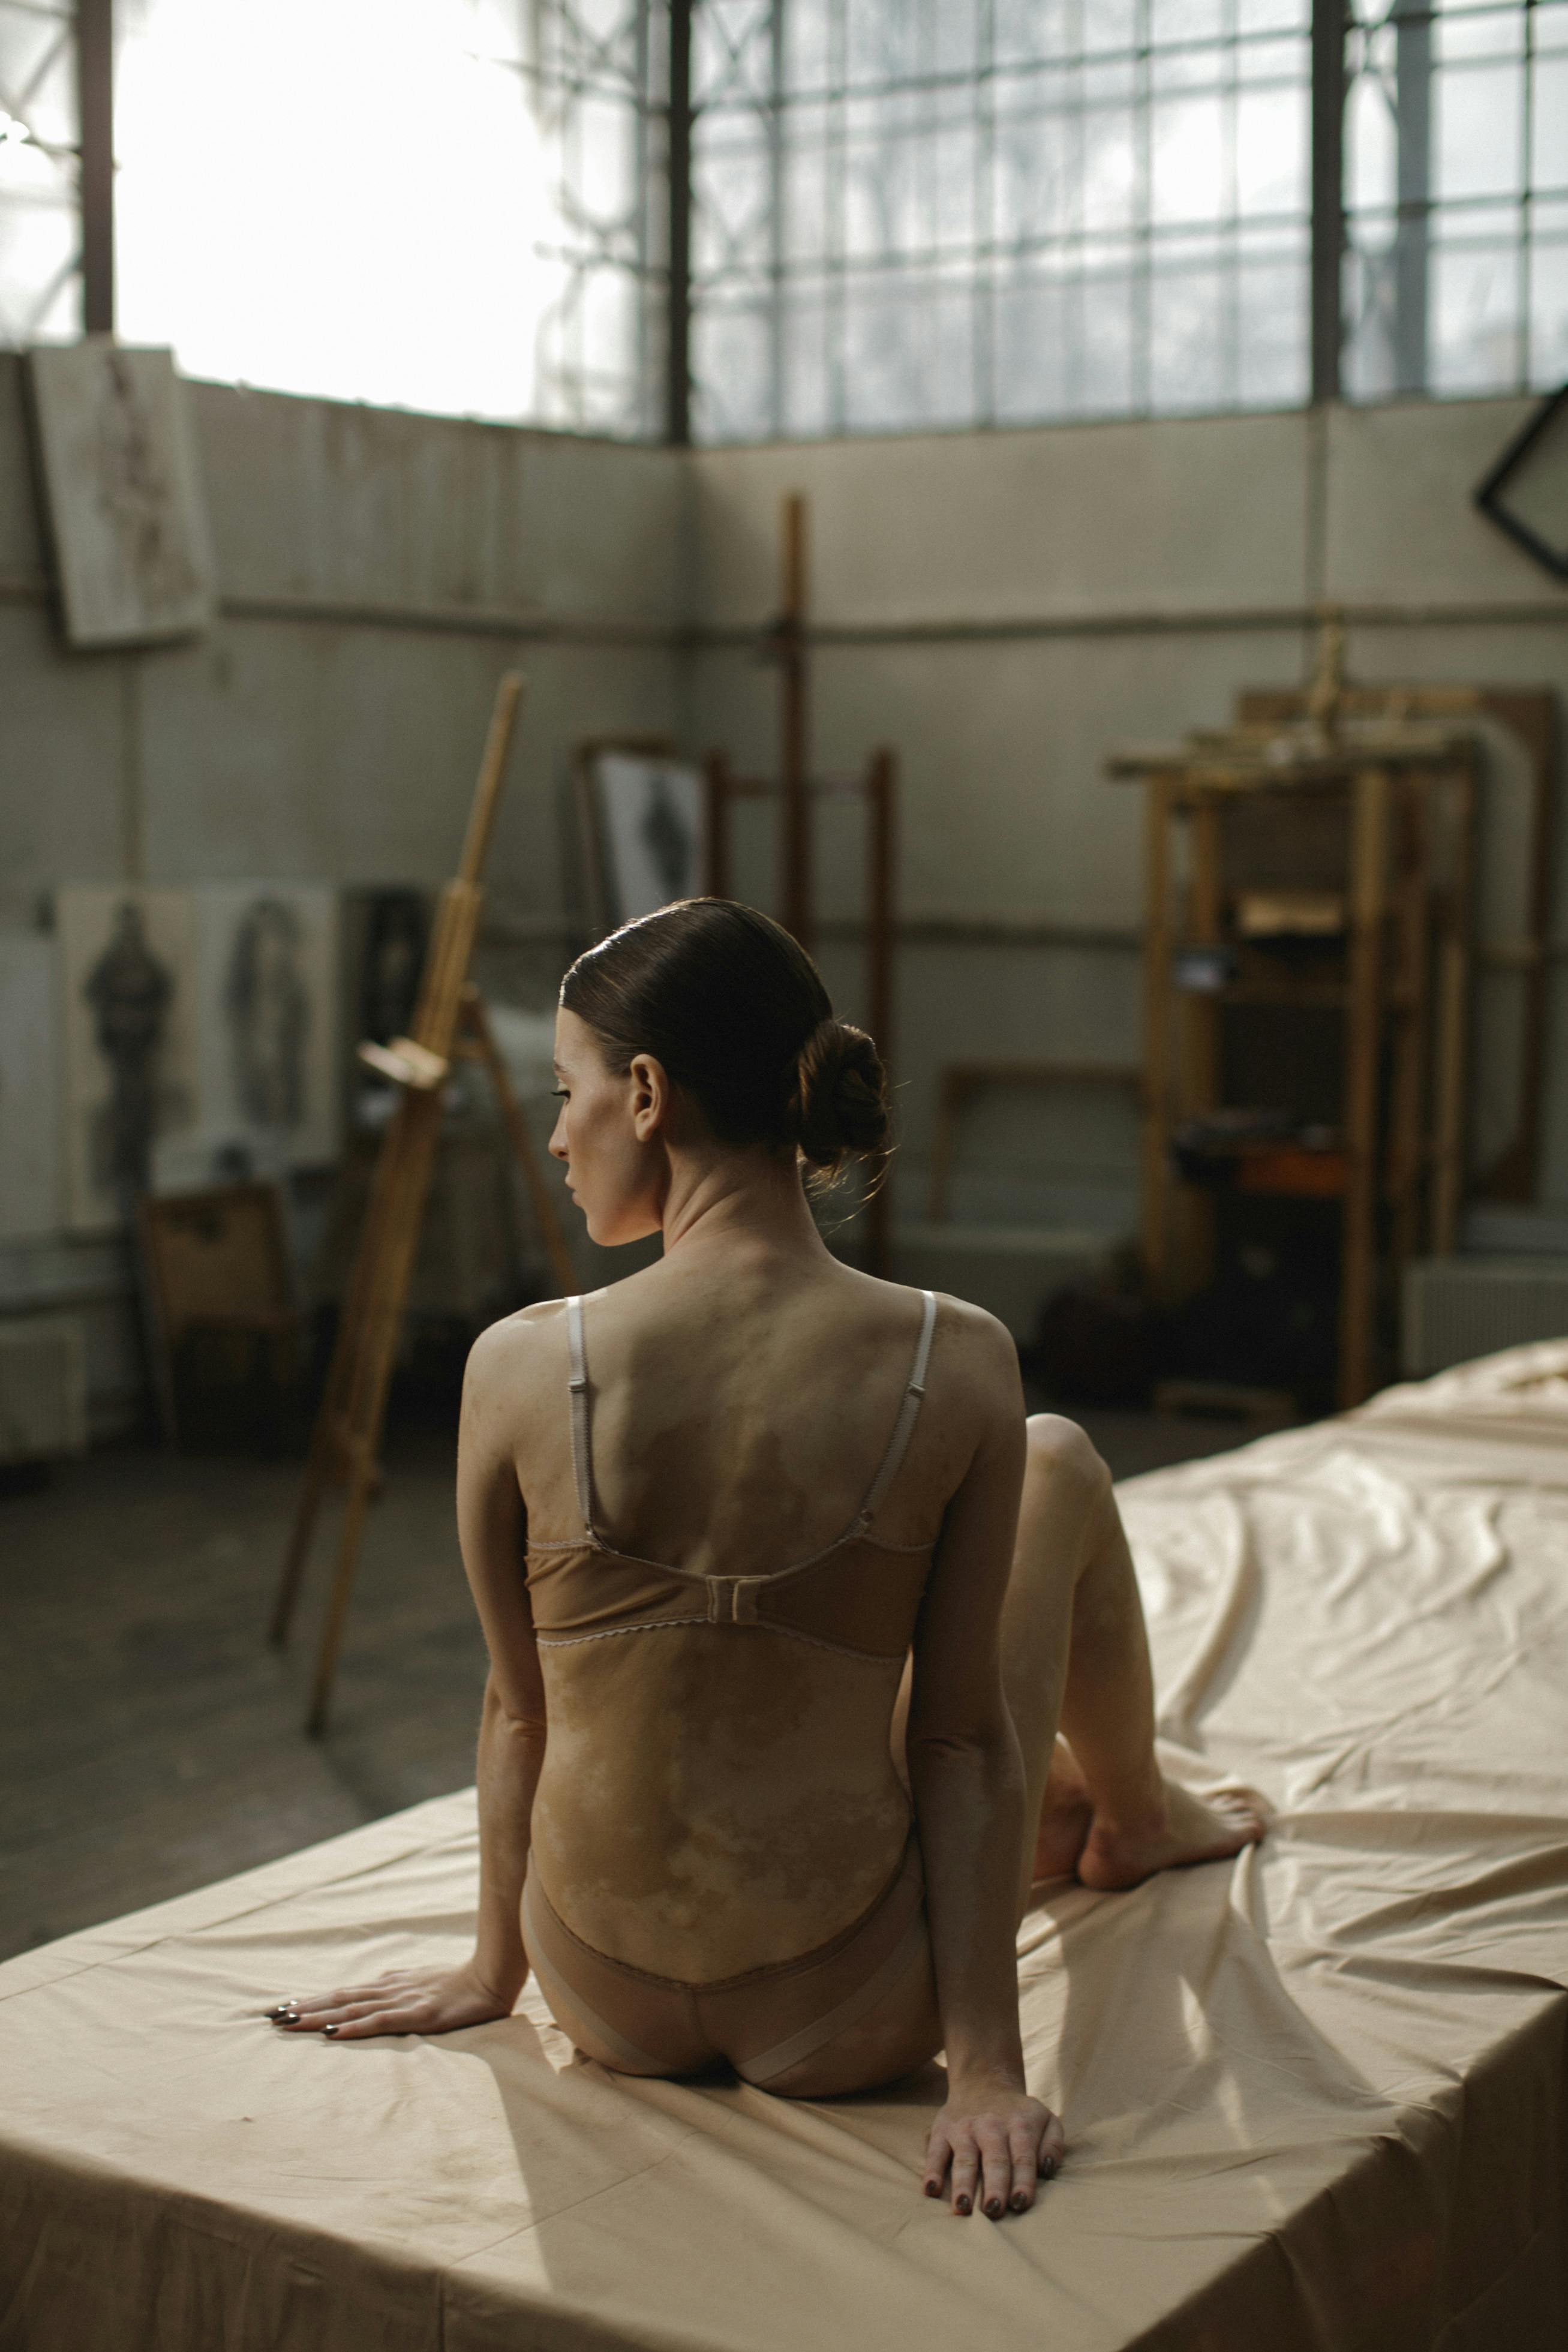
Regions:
[[1110, 678, 1480, 1408]]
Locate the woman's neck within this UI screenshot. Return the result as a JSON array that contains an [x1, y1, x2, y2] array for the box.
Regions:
[[657, 1144, 830, 1267]]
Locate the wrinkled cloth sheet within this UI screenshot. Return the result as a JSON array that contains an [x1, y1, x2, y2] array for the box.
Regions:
[[3, 1341, 1568, 2352]]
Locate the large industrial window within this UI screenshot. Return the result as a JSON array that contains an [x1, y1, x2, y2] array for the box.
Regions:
[[112, 0, 666, 432], [0, 1, 79, 346], [1, 2, 1564, 441], [689, 1, 1315, 442], [1342, 1, 1568, 400], [0, 1, 666, 434]]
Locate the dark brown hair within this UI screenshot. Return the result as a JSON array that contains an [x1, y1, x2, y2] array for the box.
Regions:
[[560, 899, 890, 1176]]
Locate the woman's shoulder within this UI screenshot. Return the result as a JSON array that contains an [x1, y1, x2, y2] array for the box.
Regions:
[[845, 1274, 1020, 1402], [462, 1295, 578, 1415], [855, 1272, 1014, 1353]]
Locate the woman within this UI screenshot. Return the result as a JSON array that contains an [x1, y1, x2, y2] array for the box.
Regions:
[[276, 901, 1262, 2220]]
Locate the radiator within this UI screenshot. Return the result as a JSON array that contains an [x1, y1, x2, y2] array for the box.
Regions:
[[0, 1313, 89, 1464], [1402, 1256, 1568, 1377]]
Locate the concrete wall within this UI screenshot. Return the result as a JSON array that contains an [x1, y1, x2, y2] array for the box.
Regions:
[[0, 359, 684, 936], [0, 359, 686, 1414], [2, 365, 1564, 1419], [686, 397, 1568, 1231]]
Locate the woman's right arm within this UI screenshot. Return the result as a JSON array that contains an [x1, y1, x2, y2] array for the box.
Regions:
[[458, 1318, 549, 2006], [274, 1315, 549, 2042]]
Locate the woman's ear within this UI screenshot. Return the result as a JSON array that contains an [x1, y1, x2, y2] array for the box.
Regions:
[[629, 1053, 672, 1143]]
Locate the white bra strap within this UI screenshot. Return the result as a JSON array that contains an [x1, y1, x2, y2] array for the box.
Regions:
[[566, 1296, 596, 1539], [852, 1290, 938, 1537]]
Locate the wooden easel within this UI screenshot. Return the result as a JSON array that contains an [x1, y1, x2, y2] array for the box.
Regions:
[[707, 492, 900, 1272], [269, 672, 576, 1734]]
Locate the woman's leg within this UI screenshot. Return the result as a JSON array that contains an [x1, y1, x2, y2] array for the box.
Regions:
[[1001, 1415, 1263, 1906]]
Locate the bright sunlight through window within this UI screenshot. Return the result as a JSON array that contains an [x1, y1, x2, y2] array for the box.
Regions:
[[113, 0, 661, 432]]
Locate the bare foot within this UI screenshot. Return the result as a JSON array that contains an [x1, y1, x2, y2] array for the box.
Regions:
[[1077, 1779, 1266, 1892], [1032, 1738, 1093, 1882]]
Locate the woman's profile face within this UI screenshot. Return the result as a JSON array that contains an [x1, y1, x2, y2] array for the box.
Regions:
[[549, 1008, 664, 1246]]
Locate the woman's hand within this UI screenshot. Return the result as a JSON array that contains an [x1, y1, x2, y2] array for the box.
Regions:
[[923, 2071, 1065, 2216], [268, 1957, 522, 2041]]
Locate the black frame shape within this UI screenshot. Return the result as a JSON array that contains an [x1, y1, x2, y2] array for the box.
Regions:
[[1473, 382, 1568, 583]]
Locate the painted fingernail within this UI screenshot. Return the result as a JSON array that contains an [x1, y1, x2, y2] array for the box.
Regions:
[[923, 2180, 940, 2197], [956, 2195, 971, 2215], [1011, 2192, 1029, 2212], [985, 2198, 1003, 2219], [323, 2024, 338, 2037], [1040, 2156, 1058, 2179]]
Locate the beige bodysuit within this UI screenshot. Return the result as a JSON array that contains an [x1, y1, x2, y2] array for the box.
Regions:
[[521, 1290, 945, 2087]]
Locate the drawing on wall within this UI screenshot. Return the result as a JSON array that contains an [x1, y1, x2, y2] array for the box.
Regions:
[[27, 340, 214, 648], [0, 933, 61, 1242], [193, 886, 340, 1171], [590, 755, 705, 928], [59, 888, 197, 1231]]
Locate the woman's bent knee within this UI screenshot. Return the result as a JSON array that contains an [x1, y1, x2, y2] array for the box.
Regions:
[[1024, 1413, 1110, 1494]]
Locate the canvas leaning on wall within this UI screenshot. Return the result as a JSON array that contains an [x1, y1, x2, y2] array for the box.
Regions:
[[27, 342, 214, 649]]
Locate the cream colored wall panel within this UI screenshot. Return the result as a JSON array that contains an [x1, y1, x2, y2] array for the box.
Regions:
[[0, 606, 127, 910], [690, 410, 1312, 628], [692, 624, 1309, 929], [189, 385, 684, 621], [137, 626, 676, 918], [1324, 396, 1564, 610]]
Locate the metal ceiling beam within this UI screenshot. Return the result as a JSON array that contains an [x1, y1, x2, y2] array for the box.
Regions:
[[1311, 0, 1347, 404], [76, 0, 113, 333], [665, 0, 692, 443]]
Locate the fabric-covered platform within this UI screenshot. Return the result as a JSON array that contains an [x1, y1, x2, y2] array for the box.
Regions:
[[3, 1341, 1567, 2352]]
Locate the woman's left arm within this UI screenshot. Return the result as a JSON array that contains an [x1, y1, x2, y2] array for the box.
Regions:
[[275, 1318, 548, 2041], [905, 1305, 1064, 2213]]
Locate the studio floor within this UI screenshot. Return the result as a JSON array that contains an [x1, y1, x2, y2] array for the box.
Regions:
[[0, 1404, 1252, 1966]]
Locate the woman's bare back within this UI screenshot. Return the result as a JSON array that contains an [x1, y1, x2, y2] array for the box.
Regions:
[[494, 1254, 993, 1980]]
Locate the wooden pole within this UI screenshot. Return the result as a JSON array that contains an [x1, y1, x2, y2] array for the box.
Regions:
[[459, 986, 577, 1297], [458, 672, 525, 888], [1177, 793, 1223, 1294], [1340, 765, 1390, 1408], [1141, 776, 1173, 1296], [1430, 755, 1477, 1254], [704, 749, 733, 899], [1386, 771, 1432, 1269], [864, 747, 896, 1276], [304, 1089, 446, 1732], [779, 492, 812, 947]]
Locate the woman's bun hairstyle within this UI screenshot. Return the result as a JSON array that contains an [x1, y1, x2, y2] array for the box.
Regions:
[[789, 1017, 889, 1169], [560, 898, 890, 1180]]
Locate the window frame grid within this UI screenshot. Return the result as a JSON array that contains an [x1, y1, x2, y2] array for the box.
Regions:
[[688, 0, 1317, 444]]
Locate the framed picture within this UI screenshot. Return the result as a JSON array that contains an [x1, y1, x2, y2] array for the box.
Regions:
[[57, 887, 199, 1233], [27, 341, 214, 648], [576, 740, 707, 935]]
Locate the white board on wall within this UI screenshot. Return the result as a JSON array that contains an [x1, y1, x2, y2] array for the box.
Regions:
[[0, 933, 62, 1241], [27, 341, 214, 648]]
